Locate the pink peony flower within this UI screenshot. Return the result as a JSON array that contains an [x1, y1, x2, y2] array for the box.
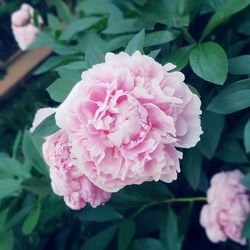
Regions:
[[11, 3, 43, 50], [43, 130, 111, 210], [200, 170, 250, 245], [31, 107, 111, 210], [55, 51, 202, 192]]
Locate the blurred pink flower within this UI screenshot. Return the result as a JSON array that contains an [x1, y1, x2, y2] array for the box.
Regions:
[[55, 51, 202, 192], [11, 3, 43, 50], [200, 170, 250, 245], [43, 130, 111, 210]]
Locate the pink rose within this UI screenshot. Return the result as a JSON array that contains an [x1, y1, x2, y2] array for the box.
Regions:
[[11, 3, 43, 50], [43, 130, 111, 210], [200, 170, 250, 245], [55, 51, 202, 192]]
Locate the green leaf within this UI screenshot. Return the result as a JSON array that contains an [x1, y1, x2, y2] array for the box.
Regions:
[[201, 0, 250, 39], [131, 238, 165, 250], [144, 30, 179, 47], [85, 47, 105, 69], [103, 18, 141, 35], [215, 137, 248, 163], [207, 79, 250, 114], [118, 219, 136, 250], [52, 44, 78, 56], [34, 56, 67, 75], [33, 113, 59, 137], [140, 0, 192, 28], [27, 31, 54, 49], [0, 231, 14, 250], [6, 206, 34, 229], [106, 35, 133, 51], [228, 55, 250, 75], [111, 182, 172, 208], [182, 147, 202, 190], [55, 0, 72, 23], [47, 78, 76, 103], [77, 205, 123, 222], [78, 32, 107, 53], [81, 224, 118, 250], [56, 69, 82, 82], [242, 214, 250, 238], [147, 49, 161, 59], [12, 131, 22, 160], [200, 0, 226, 14], [22, 177, 51, 195], [60, 17, 101, 40], [47, 14, 61, 32], [22, 203, 41, 235], [244, 118, 250, 153], [178, 204, 193, 238], [136, 209, 165, 235], [190, 42, 228, 85], [199, 111, 225, 158], [55, 61, 86, 80], [163, 45, 194, 70], [55, 61, 85, 71], [0, 179, 21, 200], [125, 29, 145, 55], [0, 208, 9, 230], [22, 131, 49, 176], [0, 156, 29, 178], [187, 84, 200, 97], [241, 173, 250, 189], [76, 0, 122, 16], [164, 206, 181, 250]]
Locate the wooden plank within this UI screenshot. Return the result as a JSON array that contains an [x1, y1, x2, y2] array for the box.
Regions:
[[0, 47, 52, 97]]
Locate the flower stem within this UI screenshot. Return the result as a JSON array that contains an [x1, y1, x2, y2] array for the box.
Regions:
[[129, 196, 207, 219], [182, 27, 197, 45]]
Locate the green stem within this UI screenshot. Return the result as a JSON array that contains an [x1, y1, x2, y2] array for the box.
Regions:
[[182, 27, 197, 45], [129, 196, 207, 219]]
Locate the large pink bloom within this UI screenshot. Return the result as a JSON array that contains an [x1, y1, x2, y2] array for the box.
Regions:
[[11, 3, 43, 50], [56, 51, 202, 192], [200, 170, 250, 245], [31, 108, 111, 210], [43, 130, 111, 210]]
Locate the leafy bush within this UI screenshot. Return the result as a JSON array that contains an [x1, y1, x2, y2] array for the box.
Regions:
[[1, 0, 250, 249]]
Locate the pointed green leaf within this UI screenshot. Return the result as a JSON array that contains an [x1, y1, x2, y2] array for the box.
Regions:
[[207, 79, 250, 114], [228, 55, 250, 75], [47, 78, 76, 103], [125, 30, 145, 55], [182, 147, 202, 190], [0, 231, 14, 250], [190, 42, 228, 85], [199, 111, 225, 158], [60, 17, 101, 40], [33, 113, 59, 137], [81, 224, 118, 250], [0, 179, 21, 200], [201, 0, 250, 39], [22, 203, 41, 235], [85, 47, 105, 68], [118, 219, 136, 250], [244, 118, 250, 153]]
